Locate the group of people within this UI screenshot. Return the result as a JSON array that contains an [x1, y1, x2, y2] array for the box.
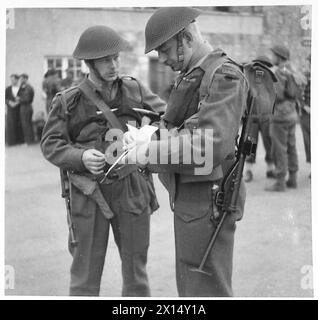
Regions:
[[5, 73, 35, 146], [5, 68, 87, 147], [39, 6, 310, 298], [244, 47, 311, 192]]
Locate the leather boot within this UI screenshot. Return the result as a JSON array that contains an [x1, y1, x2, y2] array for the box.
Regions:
[[266, 170, 277, 179], [286, 171, 297, 188], [265, 178, 286, 192]]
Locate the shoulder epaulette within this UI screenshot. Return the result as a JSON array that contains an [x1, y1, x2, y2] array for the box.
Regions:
[[120, 75, 143, 98], [56, 86, 81, 111]]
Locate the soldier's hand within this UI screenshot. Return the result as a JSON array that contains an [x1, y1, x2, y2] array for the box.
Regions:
[[82, 149, 106, 175], [141, 116, 151, 127]]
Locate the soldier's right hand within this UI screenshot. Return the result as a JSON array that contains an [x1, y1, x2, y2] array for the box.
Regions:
[[82, 149, 106, 175]]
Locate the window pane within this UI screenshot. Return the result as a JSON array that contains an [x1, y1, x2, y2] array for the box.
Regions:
[[68, 59, 74, 67], [48, 59, 54, 68], [56, 59, 62, 68]]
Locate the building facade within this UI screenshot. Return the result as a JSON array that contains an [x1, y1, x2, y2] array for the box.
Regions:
[[6, 6, 311, 115]]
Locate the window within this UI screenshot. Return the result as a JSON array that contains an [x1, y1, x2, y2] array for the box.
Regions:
[[44, 56, 88, 80], [67, 58, 83, 79]]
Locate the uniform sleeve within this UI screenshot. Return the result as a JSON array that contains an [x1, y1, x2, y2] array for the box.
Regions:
[[148, 65, 248, 175], [138, 81, 167, 114], [40, 95, 86, 172]]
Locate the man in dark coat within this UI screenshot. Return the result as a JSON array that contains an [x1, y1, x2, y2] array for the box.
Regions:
[[5, 74, 24, 146], [18, 73, 34, 145]]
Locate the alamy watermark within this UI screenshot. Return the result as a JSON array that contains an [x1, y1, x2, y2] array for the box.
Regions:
[[300, 265, 313, 290], [300, 6, 312, 31], [5, 265, 15, 290], [104, 127, 214, 175]]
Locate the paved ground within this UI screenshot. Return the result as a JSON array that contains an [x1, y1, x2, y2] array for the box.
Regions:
[[5, 124, 313, 297]]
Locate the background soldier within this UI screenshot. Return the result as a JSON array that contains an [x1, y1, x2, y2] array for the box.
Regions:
[[244, 56, 276, 182], [128, 7, 248, 296], [266, 45, 299, 191], [42, 69, 61, 115], [60, 68, 74, 90], [41, 25, 166, 296]]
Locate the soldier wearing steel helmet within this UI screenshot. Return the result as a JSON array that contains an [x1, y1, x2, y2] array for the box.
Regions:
[[127, 7, 248, 296], [265, 44, 299, 191], [41, 25, 166, 296], [244, 55, 275, 182]]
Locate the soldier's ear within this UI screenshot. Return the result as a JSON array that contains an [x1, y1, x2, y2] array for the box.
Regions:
[[183, 30, 193, 47]]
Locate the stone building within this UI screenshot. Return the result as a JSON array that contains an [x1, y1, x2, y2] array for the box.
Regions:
[[5, 6, 311, 115]]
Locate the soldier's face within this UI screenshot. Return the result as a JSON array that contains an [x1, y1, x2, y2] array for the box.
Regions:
[[157, 37, 182, 71], [156, 35, 192, 72], [93, 53, 120, 82]]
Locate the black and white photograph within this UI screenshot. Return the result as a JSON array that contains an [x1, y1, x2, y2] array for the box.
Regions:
[[2, 1, 316, 301]]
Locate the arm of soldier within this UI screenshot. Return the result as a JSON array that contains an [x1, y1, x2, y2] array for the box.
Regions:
[[138, 80, 167, 114], [147, 65, 247, 174], [40, 96, 87, 172]]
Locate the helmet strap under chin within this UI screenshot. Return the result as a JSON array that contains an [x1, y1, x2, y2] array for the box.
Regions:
[[87, 60, 108, 85], [176, 31, 185, 71]]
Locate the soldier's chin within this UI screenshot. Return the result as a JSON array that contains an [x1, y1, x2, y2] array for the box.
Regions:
[[104, 74, 118, 81]]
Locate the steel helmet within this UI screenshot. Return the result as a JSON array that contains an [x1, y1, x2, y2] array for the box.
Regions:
[[73, 25, 129, 60], [144, 7, 201, 54], [271, 45, 290, 60], [253, 55, 273, 68]]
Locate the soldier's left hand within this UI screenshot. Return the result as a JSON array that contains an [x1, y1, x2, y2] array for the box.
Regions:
[[124, 143, 149, 167], [141, 116, 151, 127]]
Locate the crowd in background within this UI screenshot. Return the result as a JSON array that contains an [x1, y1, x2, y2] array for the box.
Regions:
[[5, 69, 87, 146]]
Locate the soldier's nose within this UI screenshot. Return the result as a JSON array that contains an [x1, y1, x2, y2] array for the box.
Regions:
[[158, 52, 167, 64]]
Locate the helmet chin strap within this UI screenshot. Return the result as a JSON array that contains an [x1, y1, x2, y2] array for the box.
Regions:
[[91, 61, 108, 84], [87, 60, 111, 85], [175, 31, 185, 71]]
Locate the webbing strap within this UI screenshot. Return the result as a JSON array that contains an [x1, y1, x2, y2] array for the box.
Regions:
[[79, 81, 125, 131]]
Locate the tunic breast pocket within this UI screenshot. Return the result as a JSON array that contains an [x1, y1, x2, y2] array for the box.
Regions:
[[76, 122, 106, 143]]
